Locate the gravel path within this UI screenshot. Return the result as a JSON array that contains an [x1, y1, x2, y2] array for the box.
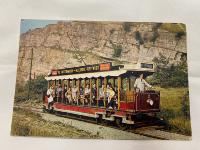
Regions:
[[40, 112, 153, 140]]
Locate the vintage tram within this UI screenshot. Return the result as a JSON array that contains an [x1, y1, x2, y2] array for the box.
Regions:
[[43, 62, 160, 126]]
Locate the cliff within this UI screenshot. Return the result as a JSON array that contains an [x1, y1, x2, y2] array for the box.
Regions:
[[16, 21, 187, 83]]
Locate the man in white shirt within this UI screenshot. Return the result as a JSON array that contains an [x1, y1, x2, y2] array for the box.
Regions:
[[134, 74, 152, 92], [47, 86, 54, 110]]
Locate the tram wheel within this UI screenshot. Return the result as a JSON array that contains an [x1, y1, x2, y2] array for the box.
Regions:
[[97, 114, 102, 124], [115, 117, 126, 130]]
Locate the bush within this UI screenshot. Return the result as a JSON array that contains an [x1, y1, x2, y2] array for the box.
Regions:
[[15, 75, 47, 101], [149, 53, 188, 88]]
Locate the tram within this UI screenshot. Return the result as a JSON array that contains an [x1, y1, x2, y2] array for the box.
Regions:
[[43, 62, 160, 126]]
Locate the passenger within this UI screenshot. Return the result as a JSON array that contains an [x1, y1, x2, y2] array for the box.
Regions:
[[56, 84, 62, 102], [84, 84, 91, 105], [106, 83, 116, 109], [98, 83, 105, 107], [72, 85, 78, 104], [79, 86, 84, 105], [47, 86, 54, 110], [107, 83, 115, 102], [91, 83, 97, 106], [65, 86, 72, 104], [63, 85, 68, 104], [134, 73, 152, 92]]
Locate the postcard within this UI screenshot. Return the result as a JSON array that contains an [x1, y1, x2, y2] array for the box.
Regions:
[[11, 20, 191, 140]]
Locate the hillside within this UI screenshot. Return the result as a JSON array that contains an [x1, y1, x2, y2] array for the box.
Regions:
[[16, 21, 187, 84]]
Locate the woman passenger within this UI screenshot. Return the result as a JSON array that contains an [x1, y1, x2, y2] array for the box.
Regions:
[[65, 86, 72, 104]]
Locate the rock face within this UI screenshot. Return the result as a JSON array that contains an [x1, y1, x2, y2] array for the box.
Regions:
[[16, 21, 187, 84]]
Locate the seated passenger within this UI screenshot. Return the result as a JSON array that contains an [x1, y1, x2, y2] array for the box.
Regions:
[[79, 86, 84, 105], [72, 85, 78, 104], [65, 87, 72, 104], [56, 84, 62, 102], [106, 83, 116, 109], [84, 84, 91, 105], [107, 83, 115, 103], [98, 84, 105, 107], [91, 83, 97, 106]]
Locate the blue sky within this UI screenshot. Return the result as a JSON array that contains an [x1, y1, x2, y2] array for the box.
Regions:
[[20, 19, 58, 34]]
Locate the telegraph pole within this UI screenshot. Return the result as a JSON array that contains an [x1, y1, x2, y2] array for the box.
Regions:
[[27, 48, 33, 100]]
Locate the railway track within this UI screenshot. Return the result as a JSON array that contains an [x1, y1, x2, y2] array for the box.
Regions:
[[14, 106, 191, 140]]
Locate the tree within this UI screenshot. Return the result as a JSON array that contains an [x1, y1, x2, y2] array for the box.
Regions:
[[149, 53, 188, 87]]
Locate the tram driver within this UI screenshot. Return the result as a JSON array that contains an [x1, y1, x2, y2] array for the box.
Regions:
[[134, 73, 152, 92]]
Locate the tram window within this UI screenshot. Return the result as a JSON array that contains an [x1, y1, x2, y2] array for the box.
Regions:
[[69, 80, 72, 87], [72, 80, 76, 86], [122, 78, 128, 91], [130, 76, 136, 91], [75, 80, 79, 87], [97, 78, 101, 88], [81, 79, 85, 87], [49, 80, 53, 87], [114, 78, 118, 88]]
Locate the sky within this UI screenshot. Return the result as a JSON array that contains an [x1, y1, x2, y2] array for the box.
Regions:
[[20, 19, 58, 34]]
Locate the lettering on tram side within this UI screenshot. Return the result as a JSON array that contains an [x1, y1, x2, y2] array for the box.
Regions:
[[50, 63, 114, 76]]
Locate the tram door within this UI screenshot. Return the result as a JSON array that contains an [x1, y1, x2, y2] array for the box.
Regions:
[[119, 77, 135, 110]]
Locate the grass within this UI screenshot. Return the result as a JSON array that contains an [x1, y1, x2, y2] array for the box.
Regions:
[[160, 23, 186, 33], [154, 86, 191, 136], [11, 107, 101, 138], [12, 87, 192, 137]]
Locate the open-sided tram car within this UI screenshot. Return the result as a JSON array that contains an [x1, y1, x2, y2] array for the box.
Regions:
[[43, 62, 160, 125]]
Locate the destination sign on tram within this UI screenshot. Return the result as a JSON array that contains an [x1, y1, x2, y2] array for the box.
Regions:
[[50, 63, 113, 76]]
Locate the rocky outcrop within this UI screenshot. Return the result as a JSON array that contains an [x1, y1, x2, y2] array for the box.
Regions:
[[16, 21, 187, 83]]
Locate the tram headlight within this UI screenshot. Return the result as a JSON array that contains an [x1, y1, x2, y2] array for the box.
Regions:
[[147, 99, 154, 106], [149, 99, 154, 106]]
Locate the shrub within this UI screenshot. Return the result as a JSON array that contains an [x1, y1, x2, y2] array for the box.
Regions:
[[149, 53, 188, 88], [113, 44, 123, 57], [15, 75, 47, 101], [135, 31, 144, 45], [123, 22, 132, 32]]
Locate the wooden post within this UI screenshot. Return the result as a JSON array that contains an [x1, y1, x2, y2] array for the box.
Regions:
[[89, 78, 92, 106], [83, 78, 86, 106], [67, 79, 69, 88], [127, 78, 130, 91], [77, 79, 80, 105], [54, 80, 57, 102], [96, 78, 99, 107], [62, 79, 64, 103], [103, 77, 107, 107], [47, 80, 50, 89], [117, 76, 121, 110]]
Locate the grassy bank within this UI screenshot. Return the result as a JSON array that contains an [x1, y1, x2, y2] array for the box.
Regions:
[[11, 107, 100, 138], [155, 87, 191, 136]]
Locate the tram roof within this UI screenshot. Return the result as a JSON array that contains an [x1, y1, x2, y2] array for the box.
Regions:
[[45, 63, 155, 81]]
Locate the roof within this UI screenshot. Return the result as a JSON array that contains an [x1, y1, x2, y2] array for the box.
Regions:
[[45, 68, 154, 81], [45, 69, 127, 81]]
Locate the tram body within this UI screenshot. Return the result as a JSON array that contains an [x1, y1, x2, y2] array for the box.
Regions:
[[43, 62, 160, 125]]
